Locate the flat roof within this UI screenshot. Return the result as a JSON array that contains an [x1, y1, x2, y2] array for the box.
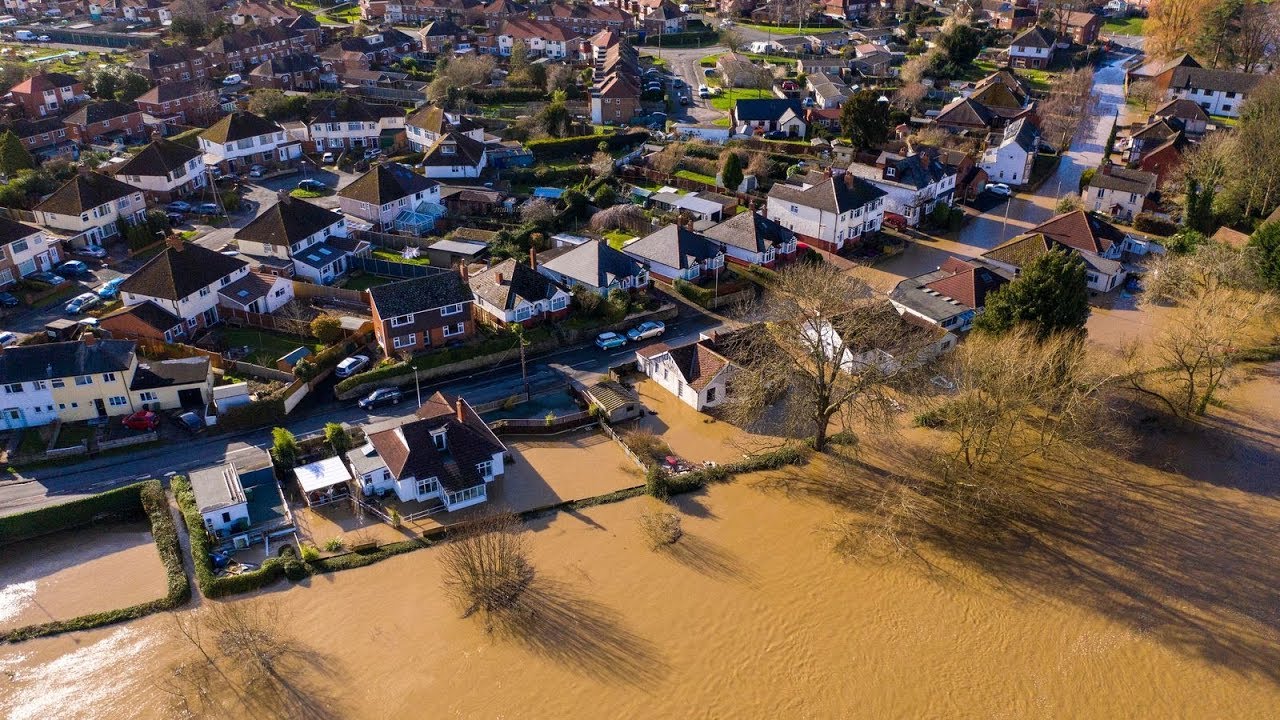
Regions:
[[295, 456, 352, 493]]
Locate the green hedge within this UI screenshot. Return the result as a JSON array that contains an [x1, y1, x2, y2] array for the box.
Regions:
[[307, 538, 429, 574], [1134, 213, 1176, 237], [0, 482, 147, 545], [173, 476, 300, 598], [463, 86, 549, 104], [526, 130, 649, 160], [674, 278, 715, 308], [295, 338, 360, 381], [0, 480, 191, 643]]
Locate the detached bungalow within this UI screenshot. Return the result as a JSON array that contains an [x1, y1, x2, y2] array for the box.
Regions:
[[889, 256, 1012, 332], [701, 210, 797, 267], [536, 240, 649, 296], [731, 98, 806, 138], [623, 224, 726, 283], [636, 338, 733, 411], [468, 251, 571, 327], [980, 210, 1158, 293]]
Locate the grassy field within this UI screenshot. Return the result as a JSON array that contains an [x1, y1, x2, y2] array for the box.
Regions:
[[221, 327, 319, 364], [340, 274, 393, 291], [603, 230, 636, 249], [709, 86, 773, 111], [735, 22, 840, 35], [743, 52, 799, 66], [675, 169, 717, 185], [1103, 16, 1147, 35]]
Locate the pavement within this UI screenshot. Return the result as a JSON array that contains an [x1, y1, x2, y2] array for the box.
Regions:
[[0, 303, 723, 515]]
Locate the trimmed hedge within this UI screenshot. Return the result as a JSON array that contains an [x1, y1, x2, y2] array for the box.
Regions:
[[1134, 213, 1176, 237], [463, 86, 549, 104], [307, 537, 429, 574], [173, 476, 300, 598], [1, 480, 191, 643], [0, 482, 147, 545], [526, 130, 649, 160]]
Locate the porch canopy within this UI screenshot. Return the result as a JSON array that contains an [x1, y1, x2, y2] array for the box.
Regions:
[[295, 456, 353, 507]]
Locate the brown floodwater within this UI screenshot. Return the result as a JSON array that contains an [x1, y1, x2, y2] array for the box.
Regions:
[[3, 364, 1279, 719], [0, 521, 168, 634]]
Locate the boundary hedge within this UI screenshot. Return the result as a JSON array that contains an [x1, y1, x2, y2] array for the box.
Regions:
[[173, 476, 304, 598], [526, 130, 649, 160], [0, 480, 191, 643], [0, 482, 147, 545]]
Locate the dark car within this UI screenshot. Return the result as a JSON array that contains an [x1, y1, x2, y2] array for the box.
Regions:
[[166, 212, 185, 226], [297, 178, 328, 193], [0, 291, 18, 308], [177, 411, 205, 434], [763, 130, 789, 140], [57, 260, 93, 278], [27, 271, 65, 286], [358, 387, 403, 411]]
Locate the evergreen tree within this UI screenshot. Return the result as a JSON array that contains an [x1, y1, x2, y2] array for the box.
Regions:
[[1249, 221, 1280, 291], [840, 89, 890, 149], [0, 130, 33, 174], [720, 151, 743, 192], [115, 72, 151, 102], [974, 248, 1090, 339]]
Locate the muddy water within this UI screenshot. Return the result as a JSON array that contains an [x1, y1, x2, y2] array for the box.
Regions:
[[0, 522, 168, 633], [3, 468, 1279, 719]]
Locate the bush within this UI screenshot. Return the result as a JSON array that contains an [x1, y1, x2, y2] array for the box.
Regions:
[[526, 130, 649, 160], [622, 428, 675, 467], [271, 427, 299, 469], [644, 465, 671, 501], [300, 544, 320, 562], [674, 278, 715, 308], [173, 476, 294, 598], [1134, 213, 1177, 236], [310, 314, 344, 344], [0, 482, 146, 544], [294, 338, 359, 381], [323, 537, 345, 552], [913, 408, 949, 428], [637, 509, 682, 548]]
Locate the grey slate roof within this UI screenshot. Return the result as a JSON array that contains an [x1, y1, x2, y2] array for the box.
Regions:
[[1168, 67, 1263, 95], [623, 225, 722, 271], [120, 243, 248, 301], [1011, 26, 1056, 49], [235, 195, 343, 248], [733, 98, 804, 123], [129, 356, 210, 391], [767, 174, 886, 214], [1003, 116, 1038, 153], [469, 259, 563, 311], [64, 100, 140, 126], [421, 132, 486, 168], [0, 339, 135, 384], [1089, 167, 1157, 195], [368, 271, 472, 318], [702, 211, 794, 253], [538, 240, 644, 290], [339, 163, 438, 205]]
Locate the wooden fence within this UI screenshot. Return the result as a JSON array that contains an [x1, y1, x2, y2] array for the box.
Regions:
[[134, 337, 228, 370], [488, 410, 594, 436], [291, 281, 369, 308], [348, 255, 442, 280], [222, 306, 312, 336], [598, 419, 647, 471], [623, 166, 758, 208]]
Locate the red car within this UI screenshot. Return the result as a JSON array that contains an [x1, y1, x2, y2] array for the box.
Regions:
[[122, 410, 159, 431]]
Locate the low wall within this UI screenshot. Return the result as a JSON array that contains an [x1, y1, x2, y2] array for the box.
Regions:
[[232, 360, 294, 383], [98, 432, 157, 451]]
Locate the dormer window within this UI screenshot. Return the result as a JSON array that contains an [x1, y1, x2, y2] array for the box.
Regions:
[[431, 428, 447, 450]]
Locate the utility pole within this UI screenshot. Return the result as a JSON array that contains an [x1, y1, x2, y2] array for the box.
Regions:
[[518, 330, 530, 401], [415, 367, 421, 408]]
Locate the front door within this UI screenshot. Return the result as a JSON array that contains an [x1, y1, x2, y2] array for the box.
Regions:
[[94, 398, 107, 418], [3, 408, 23, 429]]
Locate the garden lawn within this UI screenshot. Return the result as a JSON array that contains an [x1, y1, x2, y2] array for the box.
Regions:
[[372, 248, 431, 266], [743, 53, 798, 66], [221, 327, 320, 364], [341, 274, 393, 291], [709, 86, 773, 111], [736, 22, 839, 34], [1020, 68, 1056, 93], [1103, 16, 1146, 34], [603, 230, 635, 249], [675, 169, 717, 185], [52, 424, 94, 450]]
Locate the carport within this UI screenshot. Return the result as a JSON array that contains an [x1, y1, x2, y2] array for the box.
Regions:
[[295, 456, 353, 508]]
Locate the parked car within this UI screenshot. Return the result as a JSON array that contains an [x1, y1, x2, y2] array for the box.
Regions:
[[680, 96, 691, 106], [297, 178, 327, 193], [595, 332, 627, 350], [64, 292, 100, 315], [27, 271, 64, 286], [363, 147, 381, 160], [165, 200, 193, 213], [97, 277, 126, 299], [75, 246, 108, 259], [698, 84, 710, 98], [0, 331, 17, 347], [166, 212, 185, 226], [704, 68, 717, 76], [358, 387, 402, 410], [222, 73, 242, 85], [248, 164, 265, 178], [37, 34, 49, 42], [626, 320, 666, 342], [195, 202, 220, 215], [321, 151, 336, 164], [215, 173, 240, 185], [0, 291, 19, 308], [177, 411, 204, 434], [122, 410, 159, 431], [763, 130, 789, 140], [57, 260, 92, 278], [335, 354, 370, 378], [986, 183, 1012, 197]]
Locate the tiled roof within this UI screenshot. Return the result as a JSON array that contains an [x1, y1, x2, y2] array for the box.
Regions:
[[637, 340, 729, 390], [1088, 167, 1157, 195], [251, 53, 323, 76], [367, 391, 504, 492], [113, 139, 200, 177], [129, 356, 210, 391], [131, 46, 202, 72], [702, 210, 793, 253], [0, 339, 135, 384], [10, 72, 78, 95], [733, 98, 804, 123], [1011, 25, 1055, 49], [63, 100, 140, 127], [767, 174, 885, 214], [1029, 210, 1127, 255], [624, 224, 722, 270], [1151, 97, 1209, 123], [200, 111, 283, 144], [100, 300, 182, 333], [120, 242, 248, 301], [304, 96, 402, 124], [235, 195, 343, 248], [34, 173, 139, 216], [201, 25, 304, 54], [538, 239, 643, 289], [421, 131, 486, 168], [368, 271, 472, 318], [1168, 66, 1263, 95], [469, 259, 562, 310], [0, 216, 44, 245], [339, 163, 439, 205], [934, 97, 997, 128], [134, 81, 211, 104]]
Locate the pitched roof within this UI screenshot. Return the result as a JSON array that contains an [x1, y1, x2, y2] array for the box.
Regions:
[[99, 300, 182, 333], [113, 138, 201, 177], [0, 215, 44, 245], [304, 96, 402, 124], [969, 78, 1025, 110], [1167, 66, 1263, 95], [420, 18, 466, 37], [199, 111, 283, 144], [34, 173, 140, 216], [934, 96, 998, 128], [1002, 116, 1038, 152], [339, 162, 439, 205], [890, 257, 1012, 322], [1130, 117, 1182, 143], [63, 100, 140, 127], [538, 240, 644, 289], [405, 104, 481, 135], [1088, 166, 1157, 195], [131, 46, 202, 72], [251, 53, 323, 76], [292, 236, 364, 269], [1011, 25, 1056, 49], [636, 340, 729, 390], [624, 224, 723, 270], [0, 339, 135, 384], [469, 259, 563, 310], [1210, 226, 1251, 249], [767, 173, 886, 214], [982, 232, 1123, 276], [134, 81, 211, 104], [129, 356, 210, 390], [702, 210, 794, 253], [201, 24, 304, 54], [1151, 97, 1209, 124], [368, 271, 472, 317], [421, 131, 487, 168], [366, 391, 504, 492], [10, 72, 79, 95], [733, 98, 804, 123], [1129, 52, 1200, 80], [120, 242, 248, 301], [1029, 210, 1127, 254], [235, 196, 343, 248]]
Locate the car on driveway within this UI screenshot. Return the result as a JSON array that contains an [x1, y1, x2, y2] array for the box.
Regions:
[[364, 147, 382, 160], [195, 202, 220, 215], [166, 212, 185, 226], [28, 271, 64, 286], [763, 130, 789, 140], [98, 277, 126, 299], [297, 178, 328, 193], [165, 200, 193, 213], [358, 387, 402, 410], [177, 411, 205, 434], [0, 291, 19, 308], [65, 292, 100, 315], [57, 260, 92, 278], [595, 332, 627, 350], [335, 354, 370, 378], [122, 410, 160, 431], [985, 183, 1012, 197], [321, 151, 336, 165], [0, 331, 17, 347], [626, 321, 666, 342], [249, 164, 266, 178], [75, 246, 108, 259]]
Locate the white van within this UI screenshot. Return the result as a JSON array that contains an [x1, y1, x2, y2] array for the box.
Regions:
[[222, 73, 242, 86], [13, 29, 36, 41]]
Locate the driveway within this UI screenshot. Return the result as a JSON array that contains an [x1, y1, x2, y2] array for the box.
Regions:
[[642, 44, 728, 124]]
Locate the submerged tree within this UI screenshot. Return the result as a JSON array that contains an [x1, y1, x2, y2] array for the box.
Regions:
[[440, 512, 535, 631], [974, 248, 1090, 340]]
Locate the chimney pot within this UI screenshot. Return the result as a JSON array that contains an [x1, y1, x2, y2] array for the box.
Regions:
[[166, 234, 185, 251], [455, 398, 465, 423], [529, 246, 537, 270], [460, 263, 469, 281], [83, 332, 96, 347], [494, 271, 504, 285]]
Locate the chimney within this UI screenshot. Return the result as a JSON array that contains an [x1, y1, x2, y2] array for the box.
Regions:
[[166, 234, 185, 251], [843, 172, 855, 189], [455, 398, 465, 423], [494, 271, 504, 285], [1100, 162, 1113, 176], [83, 332, 96, 348], [277, 189, 290, 203], [529, 247, 537, 270], [824, 167, 833, 179], [459, 263, 469, 281]]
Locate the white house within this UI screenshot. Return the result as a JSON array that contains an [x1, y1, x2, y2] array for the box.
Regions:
[[119, 239, 251, 331], [405, 104, 485, 152], [468, 253, 571, 327], [765, 171, 886, 253], [198, 110, 304, 174], [420, 131, 488, 179], [188, 462, 251, 536], [233, 195, 365, 284], [292, 96, 406, 153], [731, 98, 807, 138], [32, 172, 147, 250], [635, 339, 733, 411], [1162, 66, 1262, 119], [981, 116, 1038, 187], [980, 210, 1161, 293], [1007, 26, 1056, 69], [702, 210, 798, 267], [807, 72, 851, 110], [0, 217, 62, 287], [111, 138, 207, 203], [349, 392, 507, 514], [623, 224, 726, 283], [217, 271, 295, 314], [847, 150, 957, 228], [536, 239, 650, 297], [1086, 165, 1157, 222], [337, 162, 443, 229], [493, 19, 584, 59]]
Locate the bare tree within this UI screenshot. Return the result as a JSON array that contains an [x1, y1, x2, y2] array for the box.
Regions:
[[590, 150, 615, 178], [520, 197, 557, 225], [1235, 0, 1280, 72], [637, 508, 683, 549], [1039, 68, 1096, 153], [1127, 80, 1159, 112], [439, 512, 535, 631], [648, 142, 686, 175], [720, 263, 940, 451]]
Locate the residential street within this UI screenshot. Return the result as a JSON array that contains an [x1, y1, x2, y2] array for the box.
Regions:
[[0, 307, 723, 515]]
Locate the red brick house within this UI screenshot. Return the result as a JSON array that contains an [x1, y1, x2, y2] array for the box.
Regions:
[[199, 25, 313, 74], [98, 301, 187, 343], [368, 271, 476, 357], [129, 47, 209, 85], [9, 72, 85, 119], [5, 117, 73, 159], [1057, 11, 1102, 46], [418, 19, 473, 54], [133, 81, 220, 125], [63, 100, 147, 146], [247, 53, 332, 91]]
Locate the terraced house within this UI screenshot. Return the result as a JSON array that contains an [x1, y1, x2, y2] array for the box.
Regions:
[[133, 81, 220, 125], [129, 46, 208, 84], [32, 172, 147, 250], [0, 336, 214, 429], [8, 71, 85, 118], [293, 96, 405, 154], [63, 100, 147, 146], [120, 239, 251, 331], [199, 25, 314, 73], [110, 138, 207, 203], [0, 216, 62, 288]]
